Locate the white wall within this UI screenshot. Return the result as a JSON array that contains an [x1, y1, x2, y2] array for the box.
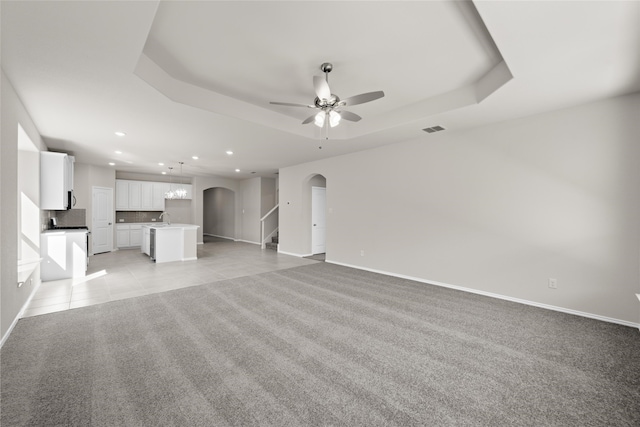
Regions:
[[17, 127, 41, 263], [279, 93, 640, 325], [1, 71, 48, 342]]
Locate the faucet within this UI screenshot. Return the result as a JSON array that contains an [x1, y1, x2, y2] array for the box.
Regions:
[[159, 212, 171, 225]]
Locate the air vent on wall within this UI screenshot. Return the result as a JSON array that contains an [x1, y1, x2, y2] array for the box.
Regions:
[[422, 125, 446, 134]]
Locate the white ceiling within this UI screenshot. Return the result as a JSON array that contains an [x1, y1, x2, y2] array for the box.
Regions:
[[2, 1, 639, 179]]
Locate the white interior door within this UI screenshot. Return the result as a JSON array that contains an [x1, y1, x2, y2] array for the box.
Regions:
[[92, 186, 113, 254], [311, 186, 326, 254]]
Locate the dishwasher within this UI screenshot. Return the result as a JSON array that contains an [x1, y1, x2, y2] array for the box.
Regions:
[[150, 228, 156, 262]]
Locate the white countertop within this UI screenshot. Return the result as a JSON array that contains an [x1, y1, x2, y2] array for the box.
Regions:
[[142, 223, 199, 230], [42, 229, 88, 234]]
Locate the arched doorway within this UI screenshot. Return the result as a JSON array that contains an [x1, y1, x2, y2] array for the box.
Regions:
[[203, 187, 236, 242]]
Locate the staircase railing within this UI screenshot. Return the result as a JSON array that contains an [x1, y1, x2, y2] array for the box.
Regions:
[[260, 204, 279, 249]]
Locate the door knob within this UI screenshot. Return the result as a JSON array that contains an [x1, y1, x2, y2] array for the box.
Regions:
[[108, 222, 112, 225]]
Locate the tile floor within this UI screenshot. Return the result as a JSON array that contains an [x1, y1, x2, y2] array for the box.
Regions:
[[23, 236, 319, 318]]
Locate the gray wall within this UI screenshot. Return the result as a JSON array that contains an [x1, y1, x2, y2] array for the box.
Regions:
[[1, 71, 48, 342], [74, 163, 116, 252], [279, 93, 640, 325], [116, 171, 191, 184], [193, 175, 241, 244], [260, 177, 277, 217], [203, 187, 236, 239], [240, 177, 261, 244]]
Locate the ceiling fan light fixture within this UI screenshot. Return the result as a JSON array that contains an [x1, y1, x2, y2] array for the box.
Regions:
[[329, 110, 341, 127], [270, 63, 384, 130]]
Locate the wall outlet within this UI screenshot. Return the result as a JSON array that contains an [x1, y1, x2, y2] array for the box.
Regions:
[[548, 278, 558, 289], [360, 250, 365, 257]]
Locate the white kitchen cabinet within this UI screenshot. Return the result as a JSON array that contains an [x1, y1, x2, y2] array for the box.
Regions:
[[41, 151, 75, 210], [118, 223, 157, 248], [41, 230, 87, 281], [115, 180, 129, 210], [130, 224, 142, 247], [146, 182, 166, 210], [128, 181, 141, 210], [153, 183, 168, 209], [116, 224, 130, 248], [116, 180, 170, 210], [141, 182, 154, 210]]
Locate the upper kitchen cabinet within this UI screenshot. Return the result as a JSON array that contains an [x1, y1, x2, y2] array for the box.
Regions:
[[141, 181, 166, 210], [115, 180, 129, 210], [116, 180, 167, 211], [40, 151, 75, 210]]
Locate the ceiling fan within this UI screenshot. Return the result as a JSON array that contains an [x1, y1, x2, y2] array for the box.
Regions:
[[270, 62, 384, 128]]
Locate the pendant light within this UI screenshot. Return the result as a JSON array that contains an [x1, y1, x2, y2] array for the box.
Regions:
[[165, 167, 176, 199], [174, 162, 187, 199]]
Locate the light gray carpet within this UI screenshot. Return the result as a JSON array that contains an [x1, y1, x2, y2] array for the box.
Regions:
[[2, 263, 639, 426]]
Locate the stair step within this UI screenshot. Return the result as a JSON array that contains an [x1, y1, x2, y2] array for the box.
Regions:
[[265, 241, 278, 250]]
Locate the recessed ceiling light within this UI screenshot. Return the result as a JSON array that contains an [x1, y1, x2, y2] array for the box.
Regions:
[[161, 171, 166, 175], [235, 169, 240, 172], [158, 162, 164, 166], [108, 162, 115, 166], [114, 131, 126, 137], [226, 151, 234, 155], [115, 150, 122, 154], [192, 156, 199, 160]]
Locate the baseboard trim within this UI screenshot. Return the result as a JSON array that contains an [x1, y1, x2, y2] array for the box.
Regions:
[[235, 239, 260, 245], [1, 277, 42, 349], [327, 260, 640, 330], [278, 250, 313, 258]]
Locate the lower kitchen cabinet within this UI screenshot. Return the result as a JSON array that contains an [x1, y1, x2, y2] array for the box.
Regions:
[[130, 226, 142, 247], [41, 230, 88, 281], [116, 227, 130, 248], [117, 223, 153, 248]]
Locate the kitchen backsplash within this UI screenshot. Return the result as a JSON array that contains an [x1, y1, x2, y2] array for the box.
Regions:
[[44, 208, 87, 229], [115, 211, 163, 223]]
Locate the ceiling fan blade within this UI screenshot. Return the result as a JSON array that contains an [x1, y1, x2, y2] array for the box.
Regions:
[[270, 101, 312, 108], [341, 91, 385, 106], [337, 110, 362, 122], [302, 114, 317, 125], [313, 76, 331, 100]]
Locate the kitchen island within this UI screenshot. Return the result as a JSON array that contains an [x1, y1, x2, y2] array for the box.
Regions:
[[141, 224, 199, 263]]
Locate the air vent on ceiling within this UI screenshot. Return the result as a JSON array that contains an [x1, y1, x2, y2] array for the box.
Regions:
[[422, 125, 446, 134]]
